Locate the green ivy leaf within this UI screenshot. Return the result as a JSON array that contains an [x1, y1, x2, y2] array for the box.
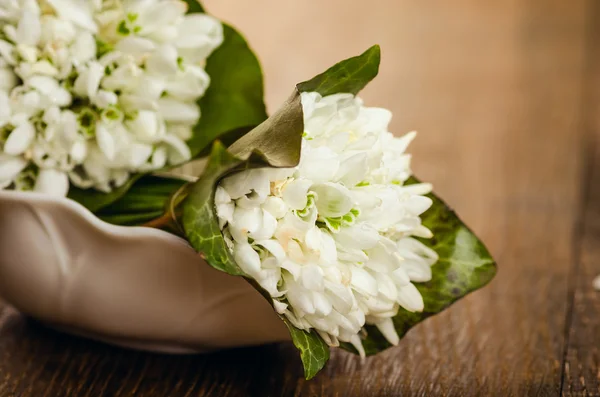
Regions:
[[297, 45, 380, 96], [341, 176, 497, 355], [68, 5, 266, 213], [283, 318, 330, 380]]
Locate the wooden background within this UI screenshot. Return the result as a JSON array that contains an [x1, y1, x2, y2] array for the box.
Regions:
[[1, 0, 599, 395]]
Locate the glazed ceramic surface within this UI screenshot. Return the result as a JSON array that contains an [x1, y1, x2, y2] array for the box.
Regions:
[[0, 191, 289, 353]]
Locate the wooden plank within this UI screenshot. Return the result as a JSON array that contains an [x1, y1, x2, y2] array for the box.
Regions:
[[0, 1, 593, 396], [562, 1, 600, 395]]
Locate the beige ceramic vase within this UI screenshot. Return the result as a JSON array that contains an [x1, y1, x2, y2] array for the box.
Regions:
[[0, 190, 289, 352]]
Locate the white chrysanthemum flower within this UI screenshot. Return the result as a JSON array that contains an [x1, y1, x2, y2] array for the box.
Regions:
[[216, 92, 439, 356], [0, 0, 223, 196]]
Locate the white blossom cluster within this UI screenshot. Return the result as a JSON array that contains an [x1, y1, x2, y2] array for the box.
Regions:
[[0, 0, 223, 196], [216, 92, 439, 356]]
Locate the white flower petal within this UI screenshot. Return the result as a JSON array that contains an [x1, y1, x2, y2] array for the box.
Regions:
[[28, 60, 58, 77], [101, 64, 142, 92], [350, 267, 378, 297], [374, 317, 399, 346], [324, 281, 355, 314], [126, 110, 160, 142], [157, 97, 199, 124], [161, 134, 191, 164], [0, 67, 18, 92], [146, 44, 178, 76], [319, 231, 338, 264], [281, 259, 302, 280], [396, 283, 425, 312], [70, 32, 96, 64], [95, 123, 116, 161], [235, 194, 264, 209], [129, 143, 153, 167], [0, 154, 27, 187], [287, 280, 316, 315], [133, 76, 166, 101], [70, 140, 87, 163], [74, 61, 104, 99], [151, 146, 167, 168], [0, 91, 11, 125], [92, 90, 118, 108], [312, 291, 333, 316], [349, 334, 366, 358], [301, 265, 324, 292], [137, 1, 187, 34], [375, 273, 398, 301], [115, 36, 156, 59], [262, 196, 287, 219], [215, 186, 231, 204], [273, 300, 288, 314], [0, 40, 16, 65], [335, 224, 380, 250], [233, 243, 261, 277], [4, 122, 35, 155], [34, 169, 69, 197], [221, 169, 270, 200], [176, 14, 223, 57], [216, 202, 234, 229], [231, 207, 262, 237], [405, 195, 433, 215], [249, 209, 277, 240], [391, 267, 411, 286], [399, 182, 433, 196], [255, 239, 286, 262], [312, 182, 354, 218], [256, 267, 281, 297], [298, 146, 339, 183], [165, 65, 210, 100], [282, 178, 312, 210], [401, 260, 432, 282], [335, 152, 368, 186], [46, 0, 97, 33], [17, 10, 41, 46]]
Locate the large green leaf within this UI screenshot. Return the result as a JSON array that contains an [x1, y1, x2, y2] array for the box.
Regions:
[[341, 177, 497, 355], [68, 6, 266, 213]]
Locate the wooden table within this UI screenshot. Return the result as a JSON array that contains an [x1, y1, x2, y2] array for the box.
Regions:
[[1, 0, 599, 395]]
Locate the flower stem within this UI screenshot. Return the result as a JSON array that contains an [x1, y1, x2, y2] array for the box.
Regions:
[[142, 213, 172, 229]]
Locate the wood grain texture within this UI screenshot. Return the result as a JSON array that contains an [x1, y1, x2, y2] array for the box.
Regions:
[[0, 0, 598, 395], [562, 1, 600, 396]]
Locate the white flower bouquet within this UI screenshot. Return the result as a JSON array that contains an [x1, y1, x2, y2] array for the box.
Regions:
[[0, 0, 496, 380]]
